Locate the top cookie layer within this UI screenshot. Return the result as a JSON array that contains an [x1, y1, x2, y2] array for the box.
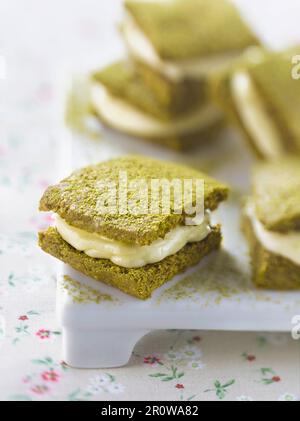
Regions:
[[253, 158, 300, 232], [40, 155, 228, 245], [125, 0, 260, 61]]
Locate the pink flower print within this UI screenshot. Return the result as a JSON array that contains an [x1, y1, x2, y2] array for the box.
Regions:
[[272, 376, 281, 383], [41, 370, 60, 383], [19, 315, 28, 321], [143, 355, 161, 365], [30, 385, 50, 396], [193, 336, 202, 342], [242, 352, 256, 362], [175, 384, 184, 389], [36, 329, 51, 340]]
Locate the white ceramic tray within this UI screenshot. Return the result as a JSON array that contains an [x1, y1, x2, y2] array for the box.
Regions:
[[55, 78, 300, 368]]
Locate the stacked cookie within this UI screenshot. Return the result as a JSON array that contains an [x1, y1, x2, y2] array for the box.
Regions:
[[39, 156, 229, 299], [243, 158, 300, 289], [90, 0, 260, 150], [210, 46, 300, 159]]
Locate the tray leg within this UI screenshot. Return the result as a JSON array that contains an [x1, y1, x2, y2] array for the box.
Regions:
[[62, 327, 149, 368]]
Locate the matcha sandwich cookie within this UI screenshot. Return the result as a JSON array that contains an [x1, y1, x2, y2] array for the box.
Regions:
[[210, 47, 300, 160], [243, 158, 300, 289], [91, 61, 223, 150], [93, 61, 206, 121], [39, 155, 229, 299], [122, 0, 260, 81]]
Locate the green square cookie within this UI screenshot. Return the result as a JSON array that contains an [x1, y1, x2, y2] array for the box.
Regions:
[[91, 61, 223, 150]]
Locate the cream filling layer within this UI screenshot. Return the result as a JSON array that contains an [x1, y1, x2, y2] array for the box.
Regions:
[[55, 214, 211, 268], [122, 16, 241, 80], [91, 83, 220, 138], [247, 203, 300, 266], [231, 71, 283, 159]]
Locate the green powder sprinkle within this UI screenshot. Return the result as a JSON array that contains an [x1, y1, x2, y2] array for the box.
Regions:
[[64, 74, 101, 140], [61, 275, 116, 305], [158, 250, 294, 307]]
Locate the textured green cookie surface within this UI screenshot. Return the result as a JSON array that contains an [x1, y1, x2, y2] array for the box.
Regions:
[[253, 158, 300, 232], [39, 225, 222, 300], [125, 0, 260, 60], [39, 156, 229, 245], [92, 61, 206, 121], [243, 214, 300, 290]]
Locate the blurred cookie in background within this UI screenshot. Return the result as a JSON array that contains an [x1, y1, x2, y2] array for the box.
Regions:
[[243, 158, 300, 289], [210, 46, 300, 160], [90, 61, 224, 150], [122, 0, 261, 81]]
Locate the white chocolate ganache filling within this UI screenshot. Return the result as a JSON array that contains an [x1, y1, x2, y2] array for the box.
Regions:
[[231, 71, 284, 159], [122, 15, 241, 81], [246, 203, 300, 266], [91, 83, 221, 138], [55, 213, 211, 268]]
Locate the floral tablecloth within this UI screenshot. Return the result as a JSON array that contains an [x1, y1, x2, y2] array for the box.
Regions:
[[0, 0, 299, 401]]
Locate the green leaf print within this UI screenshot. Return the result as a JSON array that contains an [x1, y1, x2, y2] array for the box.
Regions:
[[68, 388, 91, 401], [260, 368, 275, 376], [257, 368, 281, 385], [27, 310, 40, 316], [205, 379, 235, 400], [31, 357, 54, 368], [149, 365, 185, 382]]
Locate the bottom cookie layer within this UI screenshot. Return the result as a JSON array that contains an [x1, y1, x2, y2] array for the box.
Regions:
[[39, 225, 222, 299], [243, 214, 300, 289]]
